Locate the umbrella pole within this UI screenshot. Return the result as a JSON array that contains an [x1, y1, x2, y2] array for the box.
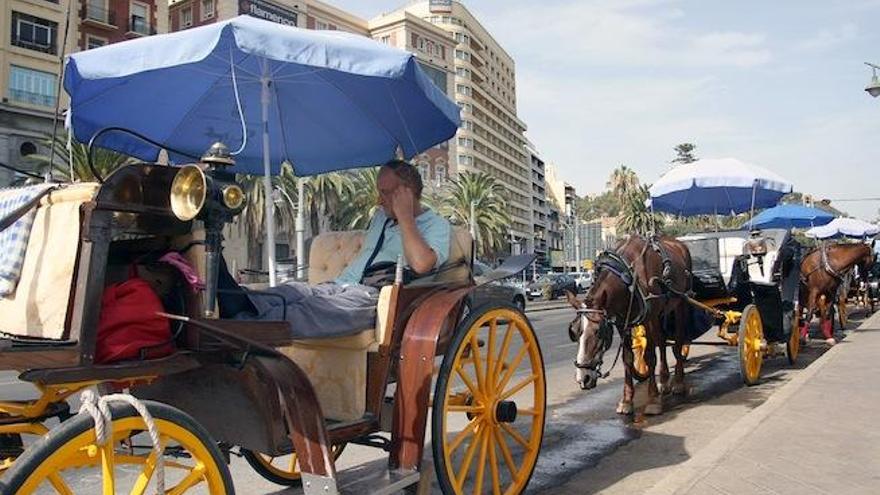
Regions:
[[296, 178, 306, 279], [261, 65, 277, 287]]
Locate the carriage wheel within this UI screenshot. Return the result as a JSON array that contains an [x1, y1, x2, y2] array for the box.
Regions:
[[432, 303, 545, 495], [786, 309, 800, 365], [2, 401, 233, 494], [737, 304, 764, 386], [630, 325, 652, 381], [242, 443, 346, 486]]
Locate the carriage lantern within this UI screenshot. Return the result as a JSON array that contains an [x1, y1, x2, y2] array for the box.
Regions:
[[170, 142, 246, 317]]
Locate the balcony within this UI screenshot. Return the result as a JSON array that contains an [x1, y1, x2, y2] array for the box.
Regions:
[[127, 16, 156, 37], [10, 38, 56, 55], [8, 89, 56, 107], [82, 5, 116, 29]]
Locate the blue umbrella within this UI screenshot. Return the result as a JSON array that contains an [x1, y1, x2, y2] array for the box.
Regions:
[[648, 158, 793, 216], [63, 15, 460, 285], [742, 204, 834, 230]]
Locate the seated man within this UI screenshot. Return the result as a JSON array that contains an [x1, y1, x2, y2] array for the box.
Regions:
[[235, 160, 451, 339]]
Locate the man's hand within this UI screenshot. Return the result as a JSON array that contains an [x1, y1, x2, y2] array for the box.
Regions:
[[390, 185, 417, 223]]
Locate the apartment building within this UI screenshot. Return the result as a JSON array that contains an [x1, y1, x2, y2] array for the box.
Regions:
[[0, 0, 167, 185], [389, 1, 532, 246], [526, 141, 549, 268], [168, 0, 367, 34]]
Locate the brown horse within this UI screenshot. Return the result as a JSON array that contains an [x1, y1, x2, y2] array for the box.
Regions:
[[566, 235, 692, 416], [800, 242, 875, 345]]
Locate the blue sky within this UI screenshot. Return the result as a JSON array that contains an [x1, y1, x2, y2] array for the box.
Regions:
[[335, 0, 880, 220]]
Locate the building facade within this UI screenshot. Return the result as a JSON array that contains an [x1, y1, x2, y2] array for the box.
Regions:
[[526, 141, 548, 269], [388, 1, 532, 249]]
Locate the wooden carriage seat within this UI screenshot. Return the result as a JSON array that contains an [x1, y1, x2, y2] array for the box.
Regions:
[[278, 226, 472, 421], [0, 183, 99, 339]]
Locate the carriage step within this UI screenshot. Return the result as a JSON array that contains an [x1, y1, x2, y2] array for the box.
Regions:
[[320, 463, 427, 495]]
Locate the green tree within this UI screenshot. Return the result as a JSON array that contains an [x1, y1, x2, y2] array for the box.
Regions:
[[438, 171, 511, 258], [338, 167, 380, 230], [671, 143, 697, 164], [606, 165, 639, 202], [617, 184, 662, 236], [25, 131, 132, 182]]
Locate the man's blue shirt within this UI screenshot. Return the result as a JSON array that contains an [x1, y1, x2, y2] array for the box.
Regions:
[[335, 208, 451, 286]]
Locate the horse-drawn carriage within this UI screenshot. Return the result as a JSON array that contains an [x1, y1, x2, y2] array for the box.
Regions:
[[674, 228, 802, 384], [0, 158, 546, 494]]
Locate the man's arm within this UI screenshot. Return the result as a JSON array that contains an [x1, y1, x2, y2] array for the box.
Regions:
[[391, 187, 437, 274]]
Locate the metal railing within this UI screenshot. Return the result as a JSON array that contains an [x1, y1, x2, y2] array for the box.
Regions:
[[84, 5, 116, 26], [10, 38, 56, 54], [8, 89, 56, 107]]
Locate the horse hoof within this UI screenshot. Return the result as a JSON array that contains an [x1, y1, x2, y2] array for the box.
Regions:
[[825, 338, 836, 347], [616, 401, 633, 415], [644, 403, 663, 416]]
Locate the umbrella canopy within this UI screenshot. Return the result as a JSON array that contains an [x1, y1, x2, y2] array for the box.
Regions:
[[648, 158, 793, 216], [63, 15, 460, 176], [806, 217, 880, 239], [743, 204, 835, 230]]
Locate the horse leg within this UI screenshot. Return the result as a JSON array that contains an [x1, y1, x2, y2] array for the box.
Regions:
[[671, 304, 689, 396], [658, 326, 671, 395], [819, 294, 835, 345], [617, 344, 635, 415], [644, 320, 663, 416], [801, 291, 817, 341]]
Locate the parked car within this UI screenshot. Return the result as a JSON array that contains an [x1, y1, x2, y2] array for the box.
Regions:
[[471, 261, 527, 311], [570, 271, 594, 292], [527, 273, 577, 300]]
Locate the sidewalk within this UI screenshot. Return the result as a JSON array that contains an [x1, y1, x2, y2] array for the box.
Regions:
[[647, 310, 880, 495]]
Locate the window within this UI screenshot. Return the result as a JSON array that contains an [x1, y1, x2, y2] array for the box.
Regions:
[[380, 35, 390, 44], [130, 2, 150, 34], [455, 84, 471, 96], [435, 165, 447, 182], [8, 65, 57, 107], [425, 40, 433, 54], [181, 7, 193, 27], [457, 155, 473, 166], [86, 0, 112, 25], [11, 12, 57, 54], [418, 162, 430, 180], [86, 35, 107, 49], [454, 50, 469, 61], [457, 137, 473, 148], [316, 20, 328, 30], [201, 0, 215, 19]]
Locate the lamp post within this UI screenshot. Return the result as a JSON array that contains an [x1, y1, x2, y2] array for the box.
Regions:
[[865, 62, 880, 98]]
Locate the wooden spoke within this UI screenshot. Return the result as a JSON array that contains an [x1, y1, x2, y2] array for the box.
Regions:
[[495, 346, 528, 394], [455, 366, 482, 402], [101, 443, 115, 495], [500, 374, 538, 401], [455, 426, 484, 492], [487, 425, 502, 495], [165, 463, 207, 495], [492, 427, 517, 478], [493, 323, 515, 379], [500, 423, 529, 449], [468, 335, 487, 394], [487, 320, 497, 391], [449, 418, 480, 454], [128, 437, 167, 495], [48, 473, 74, 495], [473, 425, 490, 495], [447, 404, 484, 414], [517, 408, 539, 416]]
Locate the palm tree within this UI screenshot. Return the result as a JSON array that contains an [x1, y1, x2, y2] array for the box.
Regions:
[[606, 165, 639, 202], [438, 171, 511, 257], [25, 131, 132, 182], [617, 184, 662, 236], [339, 167, 379, 230], [304, 172, 351, 235]]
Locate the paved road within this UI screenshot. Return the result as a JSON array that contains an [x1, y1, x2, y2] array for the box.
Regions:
[[1, 306, 862, 494]]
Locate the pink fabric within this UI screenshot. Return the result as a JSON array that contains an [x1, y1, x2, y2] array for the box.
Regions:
[[159, 252, 205, 292]]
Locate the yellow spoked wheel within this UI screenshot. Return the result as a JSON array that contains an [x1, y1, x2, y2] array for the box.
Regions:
[[737, 304, 764, 386], [242, 443, 346, 486], [630, 325, 651, 381], [786, 309, 800, 365], [432, 303, 546, 495], [1, 401, 233, 494]]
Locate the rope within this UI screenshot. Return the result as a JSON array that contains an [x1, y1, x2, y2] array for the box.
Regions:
[[78, 390, 165, 494]]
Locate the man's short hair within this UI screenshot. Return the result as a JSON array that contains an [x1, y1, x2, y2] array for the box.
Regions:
[[381, 160, 423, 199]]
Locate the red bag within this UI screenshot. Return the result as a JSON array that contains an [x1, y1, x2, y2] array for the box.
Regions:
[[95, 267, 174, 364]]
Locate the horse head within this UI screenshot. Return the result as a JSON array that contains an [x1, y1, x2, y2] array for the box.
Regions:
[[565, 288, 615, 391]]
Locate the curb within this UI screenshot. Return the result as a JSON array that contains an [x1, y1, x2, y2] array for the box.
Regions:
[[525, 303, 569, 313], [644, 310, 880, 495]]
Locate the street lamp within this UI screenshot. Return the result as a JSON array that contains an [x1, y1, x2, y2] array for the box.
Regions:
[[865, 62, 880, 98]]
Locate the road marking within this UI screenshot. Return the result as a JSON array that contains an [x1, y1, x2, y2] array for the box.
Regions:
[[555, 342, 577, 349]]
